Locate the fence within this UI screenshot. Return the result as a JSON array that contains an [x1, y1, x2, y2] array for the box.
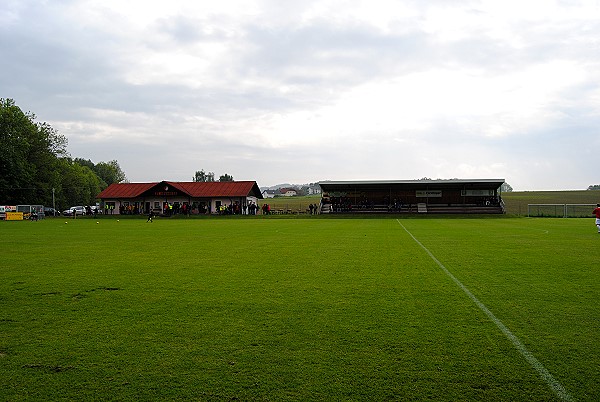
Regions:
[[527, 204, 597, 218]]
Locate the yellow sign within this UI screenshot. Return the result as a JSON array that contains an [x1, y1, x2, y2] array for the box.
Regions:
[[6, 212, 24, 221]]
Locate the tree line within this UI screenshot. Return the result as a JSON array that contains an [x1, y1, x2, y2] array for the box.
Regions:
[[193, 169, 233, 182], [0, 98, 126, 209]]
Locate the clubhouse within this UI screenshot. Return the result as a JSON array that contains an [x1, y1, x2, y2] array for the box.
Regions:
[[97, 180, 263, 215], [318, 179, 505, 214]]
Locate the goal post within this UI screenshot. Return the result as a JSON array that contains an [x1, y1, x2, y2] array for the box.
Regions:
[[566, 204, 598, 218], [527, 204, 597, 218]]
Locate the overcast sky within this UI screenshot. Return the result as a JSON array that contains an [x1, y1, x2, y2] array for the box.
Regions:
[[2, 0, 599, 190]]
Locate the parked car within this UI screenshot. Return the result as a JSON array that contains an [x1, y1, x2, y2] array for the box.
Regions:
[[63, 206, 85, 216], [43, 207, 60, 216]]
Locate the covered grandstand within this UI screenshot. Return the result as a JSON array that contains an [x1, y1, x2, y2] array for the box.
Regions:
[[318, 179, 505, 214]]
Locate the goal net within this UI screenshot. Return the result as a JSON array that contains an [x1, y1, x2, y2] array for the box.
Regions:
[[527, 204, 597, 218]]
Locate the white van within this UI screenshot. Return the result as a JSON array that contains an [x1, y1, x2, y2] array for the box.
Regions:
[[63, 206, 85, 216]]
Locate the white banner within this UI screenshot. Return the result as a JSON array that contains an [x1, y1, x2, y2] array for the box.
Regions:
[[416, 190, 442, 197], [461, 190, 495, 196]]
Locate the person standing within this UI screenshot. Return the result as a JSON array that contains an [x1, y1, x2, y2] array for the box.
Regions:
[[593, 203, 600, 233], [147, 210, 154, 223]]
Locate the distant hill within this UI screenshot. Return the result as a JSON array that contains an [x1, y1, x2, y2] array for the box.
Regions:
[[260, 184, 293, 191], [260, 182, 320, 192]]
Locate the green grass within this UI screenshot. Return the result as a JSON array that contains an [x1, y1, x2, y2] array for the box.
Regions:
[[1, 216, 599, 400], [261, 195, 321, 212]]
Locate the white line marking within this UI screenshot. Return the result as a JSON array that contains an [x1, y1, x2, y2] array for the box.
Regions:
[[397, 220, 573, 401]]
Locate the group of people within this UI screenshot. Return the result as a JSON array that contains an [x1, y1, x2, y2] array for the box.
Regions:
[[163, 202, 192, 216], [158, 201, 263, 216], [85, 206, 98, 217], [216, 201, 264, 215], [218, 202, 240, 215], [120, 204, 139, 215]]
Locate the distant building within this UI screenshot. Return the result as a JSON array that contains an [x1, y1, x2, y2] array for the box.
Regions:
[[262, 189, 276, 198], [97, 180, 262, 215], [279, 188, 297, 197], [307, 185, 321, 195]]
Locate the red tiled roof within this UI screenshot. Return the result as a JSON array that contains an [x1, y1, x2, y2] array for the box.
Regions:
[[97, 182, 157, 199], [97, 181, 262, 199], [169, 181, 260, 198]]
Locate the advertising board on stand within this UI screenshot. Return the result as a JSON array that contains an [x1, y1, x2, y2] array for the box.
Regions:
[[416, 190, 442, 198], [6, 212, 24, 220], [1, 206, 20, 220], [0, 206, 17, 220]]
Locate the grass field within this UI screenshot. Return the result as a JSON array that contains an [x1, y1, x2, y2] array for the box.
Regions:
[[502, 190, 600, 216], [261, 195, 321, 213], [1, 216, 599, 401]]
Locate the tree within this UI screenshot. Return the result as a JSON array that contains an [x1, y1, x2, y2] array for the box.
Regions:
[[94, 160, 126, 185], [1, 99, 127, 208], [501, 182, 513, 192], [73, 158, 95, 171], [55, 159, 104, 208], [219, 173, 234, 182], [588, 184, 600, 190], [193, 170, 216, 182], [0, 98, 67, 205], [193, 170, 207, 182], [74, 158, 126, 186]]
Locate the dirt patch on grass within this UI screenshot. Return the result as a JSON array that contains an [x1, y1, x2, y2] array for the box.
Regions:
[[72, 287, 121, 300], [71, 292, 87, 300], [87, 287, 122, 292], [39, 291, 61, 296], [23, 363, 76, 373]]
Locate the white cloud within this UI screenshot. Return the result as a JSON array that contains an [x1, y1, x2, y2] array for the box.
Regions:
[[1, 0, 599, 190]]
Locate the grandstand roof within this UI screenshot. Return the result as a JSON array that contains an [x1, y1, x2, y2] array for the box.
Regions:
[[318, 179, 505, 191]]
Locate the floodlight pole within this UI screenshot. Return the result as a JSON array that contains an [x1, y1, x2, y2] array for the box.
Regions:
[[52, 188, 56, 216]]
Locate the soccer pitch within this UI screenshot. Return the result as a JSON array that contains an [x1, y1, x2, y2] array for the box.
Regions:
[[1, 217, 599, 401]]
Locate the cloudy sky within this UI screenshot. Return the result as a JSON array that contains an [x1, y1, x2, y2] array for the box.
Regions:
[[2, 0, 599, 190]]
